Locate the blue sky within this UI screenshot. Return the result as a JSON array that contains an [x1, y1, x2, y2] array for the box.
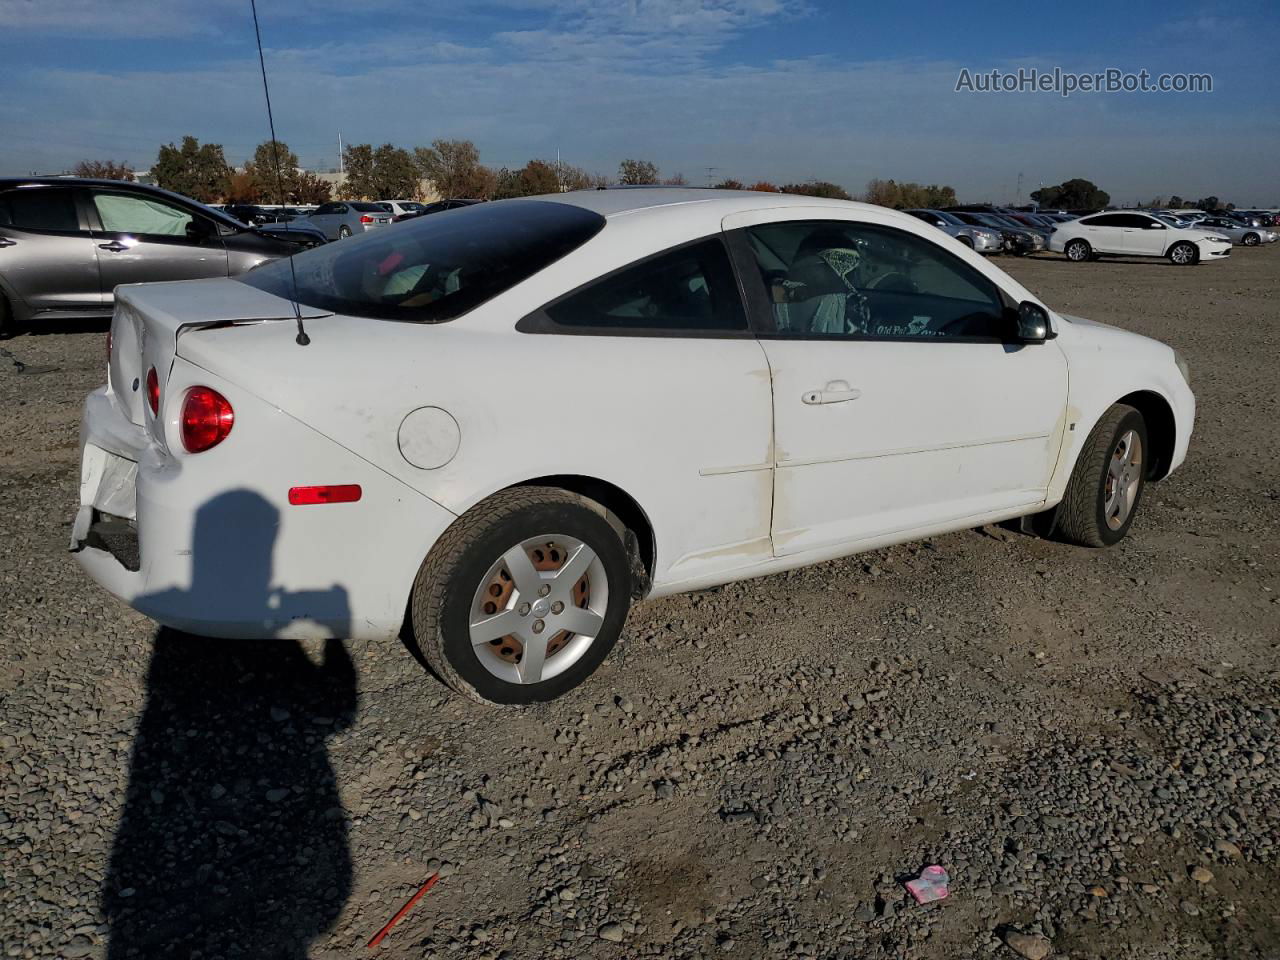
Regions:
[[2, 0, 1277, 203]]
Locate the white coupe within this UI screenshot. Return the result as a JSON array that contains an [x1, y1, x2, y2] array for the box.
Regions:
[[74, 190, 1195, 704], [1048, 211, 1231, 265]]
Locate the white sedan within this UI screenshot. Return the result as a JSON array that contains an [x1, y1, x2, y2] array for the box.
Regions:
[[73, 190, 1195, 704], [1049, 211, 1231, 265]]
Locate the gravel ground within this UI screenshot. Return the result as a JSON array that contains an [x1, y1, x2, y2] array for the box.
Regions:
[[2, 247, 1278, 959]]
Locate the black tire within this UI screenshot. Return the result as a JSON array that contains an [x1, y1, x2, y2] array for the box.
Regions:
[[409, 486, 632, 705], [338, 225, 352, 239], [1056, 404, 1148, 548], [1243, 233, 1260, 246], [1168, 241, 1197, 265], [0, 293, 12, 339], [1064, 239, 1091, 262], [958, 235, 975, 249]]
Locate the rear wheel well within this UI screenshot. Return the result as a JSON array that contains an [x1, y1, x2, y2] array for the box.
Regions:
[[513, 475, 655, 593], [1116, 391, 1176, 480]]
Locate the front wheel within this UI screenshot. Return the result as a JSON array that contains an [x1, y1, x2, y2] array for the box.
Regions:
[[1168, 241, 1197, 265], [1243, 233, 1260, 246], [338, 225, 352, 239], [1064, 239, 1091, 262], [409, 487, 632, 705], [1056, 404, 1148, 547]]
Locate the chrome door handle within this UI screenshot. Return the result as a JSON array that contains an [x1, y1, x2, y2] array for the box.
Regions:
[[0, 238, 15, 248], [98, 241, 128, 252], [802, 381, 862, 405]]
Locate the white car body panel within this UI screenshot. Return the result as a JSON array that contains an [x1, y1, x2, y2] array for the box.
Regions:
[[73, 190, 1196, 640]]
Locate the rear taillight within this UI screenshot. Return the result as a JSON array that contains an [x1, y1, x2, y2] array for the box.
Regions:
[[145, 367, 159, 415], [181, 386, 234, 453], [359, 215, 373, 224]]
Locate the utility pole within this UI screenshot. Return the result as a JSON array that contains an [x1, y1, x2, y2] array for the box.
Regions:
[[337, 132, 344, 185], [1015, 171, 1024, 207], [705, 166, 720, 187]]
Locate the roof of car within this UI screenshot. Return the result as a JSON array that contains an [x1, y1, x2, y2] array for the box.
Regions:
[[547, 187, 879, 219]]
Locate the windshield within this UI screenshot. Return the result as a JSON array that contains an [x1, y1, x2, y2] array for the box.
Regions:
[[238, 199, 606, 322], [933, 211, 965, 226]]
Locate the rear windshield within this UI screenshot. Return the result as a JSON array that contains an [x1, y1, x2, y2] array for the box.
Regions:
[[351, 202, 387, 213], [237, 199, 606, 322]]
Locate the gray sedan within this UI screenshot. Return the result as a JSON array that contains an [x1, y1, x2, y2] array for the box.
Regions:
[[301, 201, 393, 240], [904, 209, 1003, 253], [1193, 216, 1275, 246]]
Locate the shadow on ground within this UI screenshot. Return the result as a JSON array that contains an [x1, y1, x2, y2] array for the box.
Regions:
[[102, 489, 358, 958]]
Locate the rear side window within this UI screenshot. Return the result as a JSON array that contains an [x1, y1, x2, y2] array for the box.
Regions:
[[238, 199, 606, 322], [540, 238, 746, 333], [0, 188, 80, 233]]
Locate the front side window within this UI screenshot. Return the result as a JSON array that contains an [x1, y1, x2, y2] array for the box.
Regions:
[[239, 199, 606, 323], [94, 192, 194, 237], [742, 220, 1006, 340], [540, 238, 746, 333], [0, 187, 80, 233]]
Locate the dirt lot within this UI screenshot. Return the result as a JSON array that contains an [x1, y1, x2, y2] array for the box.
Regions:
[[2, 247, 1278, 959]]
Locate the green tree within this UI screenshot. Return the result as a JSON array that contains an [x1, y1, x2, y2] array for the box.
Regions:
[[153, 136, 231, 202], [1168, 195, 1184, 207], [1194, 196, 1220, 212], [618, 159, 659, 185], [491, 159, 561, 199], [865, 179, 957, 209], [782, 181, 852, 201], [72, 160, 134, 181], [413, 139, 494, 199], [341, 143, 420, 199], [1030, 178, 1110, 210], [244, 140, 300, 203], [373, 143, 421, 198]]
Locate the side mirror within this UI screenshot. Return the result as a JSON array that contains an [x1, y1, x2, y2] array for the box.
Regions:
[[1015, 301, 1054, 342]]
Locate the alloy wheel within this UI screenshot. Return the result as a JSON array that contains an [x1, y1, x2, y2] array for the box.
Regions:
[[1103, 430, 1143, 530]]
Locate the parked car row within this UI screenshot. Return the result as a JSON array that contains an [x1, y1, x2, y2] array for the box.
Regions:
[[0, 179, 491, 335]]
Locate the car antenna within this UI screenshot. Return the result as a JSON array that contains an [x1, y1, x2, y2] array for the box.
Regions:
[[250, 0, 309, 346]]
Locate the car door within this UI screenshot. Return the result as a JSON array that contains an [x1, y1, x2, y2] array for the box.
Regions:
[[517, 235, 776, 586], [1118, 214, 1168, 255], [0, 184, 104, 315], [724, 209, 1068, 557], [88, 188, 229, 304], [1077, 214, 1126, 253]]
